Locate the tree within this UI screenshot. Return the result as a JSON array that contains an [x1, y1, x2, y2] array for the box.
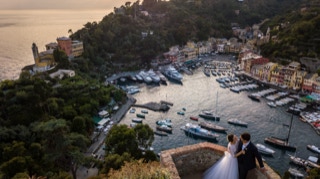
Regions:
[[133, 124, 154, 151]]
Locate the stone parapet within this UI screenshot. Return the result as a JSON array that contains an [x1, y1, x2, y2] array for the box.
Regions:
[[160, 142, 280, 179]]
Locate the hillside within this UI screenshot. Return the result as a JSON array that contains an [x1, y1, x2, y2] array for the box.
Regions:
[[260, 3, 320, 61], [70, 0, 312, 75]]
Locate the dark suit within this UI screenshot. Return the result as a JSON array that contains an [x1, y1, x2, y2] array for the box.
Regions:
[[237, 141, 264, 179]]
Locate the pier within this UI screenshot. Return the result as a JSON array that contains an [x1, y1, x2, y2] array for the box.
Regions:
[[132, 101, 172, 111]]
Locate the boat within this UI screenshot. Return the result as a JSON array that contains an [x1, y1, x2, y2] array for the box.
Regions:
[[156, 125, 173, 133], [227, 118, 248, 127], [136, 113, 145, 119], [267, 102, 277, 108], [127, 88, 140, 95], [132, 118, 143, 123], [189, 116, 199, 121], [248, 94, 260, 102], [139, 70, 153, 83], [147, 69, 161, 83], [141, 109, 148, 114], [129, 108, 136, 113], [199, 110, 220, 120], [307, 144, 320, 154], [177, 111, 185, 115], [160, 65, 183, 83], [154, 130, 168, 136], [287, 168, 305, 178], [288, 154, 320, 169], [180, 123, 219, 141], [155, 70, 168, 84], [264, 110, 296, 151], [156, 119, 172, 127], [135, 74, 143, 81], [199, 121, 227, 133], [203, 68, 210, 77], [256, 143, 275, 156]]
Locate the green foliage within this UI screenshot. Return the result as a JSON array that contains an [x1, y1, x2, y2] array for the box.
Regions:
[[307, 167, 320, 178]]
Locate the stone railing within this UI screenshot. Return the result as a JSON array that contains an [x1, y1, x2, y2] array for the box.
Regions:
[[160, 142, 280, 179]]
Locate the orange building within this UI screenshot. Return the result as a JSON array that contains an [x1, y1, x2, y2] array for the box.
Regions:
[[57, 36, 72, 56]]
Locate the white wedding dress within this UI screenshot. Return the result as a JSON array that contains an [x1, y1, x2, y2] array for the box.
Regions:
[[203, 141, 239, 179]]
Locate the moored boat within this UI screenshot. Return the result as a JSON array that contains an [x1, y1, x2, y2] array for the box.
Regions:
[[154, 130, 168, 136], [189, 116, 199, 121], [136, 113, 145, 119], [156, 125, 172, 133], [248, 94, 260, 102], [227, 118, 248, 127], [307, 144, 320, 154], [199, 110, 220, 120], [160, 65, 183, 83], [156, 119, 172, 127], [288, 168, 305, 178], [141, 109, 148, 114], [199, 121, 227, 133], [264, 136, 296, 151], [132, 118, 143, 123], [180, 123, 219, 141], [256, 143, 275, 156], [177, 111, 185, 115]]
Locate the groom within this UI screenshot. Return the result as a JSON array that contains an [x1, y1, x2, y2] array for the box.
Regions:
[[237, 132, 265, 179]]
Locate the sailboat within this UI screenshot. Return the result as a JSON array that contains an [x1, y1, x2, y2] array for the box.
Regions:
[[264, 107, 297, 151], [199, 91, 220, 120]]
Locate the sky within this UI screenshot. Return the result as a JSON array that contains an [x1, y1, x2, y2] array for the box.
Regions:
[[0, 0, 130, 10]]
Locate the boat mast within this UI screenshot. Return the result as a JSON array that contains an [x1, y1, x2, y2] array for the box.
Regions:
[[286, 104, 295, 144], [215, 91, 218, 120]]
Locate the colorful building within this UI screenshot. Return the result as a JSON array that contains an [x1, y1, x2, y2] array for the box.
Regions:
[[31, 43, 55, 72]]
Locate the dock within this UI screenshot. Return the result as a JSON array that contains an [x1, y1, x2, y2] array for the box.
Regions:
[[133, 101, 173, 111]]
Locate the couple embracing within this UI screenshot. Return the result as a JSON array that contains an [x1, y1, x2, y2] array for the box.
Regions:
[[204, 132, 266, 179]]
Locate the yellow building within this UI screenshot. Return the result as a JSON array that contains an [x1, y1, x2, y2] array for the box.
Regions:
[[71, 40, 84, 58], [293, 70, 307, 90], [32, 43, 55, 72]]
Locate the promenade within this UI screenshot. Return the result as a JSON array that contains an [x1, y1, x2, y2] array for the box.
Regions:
[[76, 94, 136, 179]]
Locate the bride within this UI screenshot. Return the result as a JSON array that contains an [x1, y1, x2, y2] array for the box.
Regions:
[[203, 134, 245, 179]]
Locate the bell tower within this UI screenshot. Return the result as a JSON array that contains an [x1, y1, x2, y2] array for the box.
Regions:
[[32, 43, 40, 65]]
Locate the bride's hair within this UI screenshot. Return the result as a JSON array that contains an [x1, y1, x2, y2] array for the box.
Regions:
[[227, 134, 234, 142]]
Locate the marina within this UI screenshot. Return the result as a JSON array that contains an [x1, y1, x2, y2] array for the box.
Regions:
[[117, 55, 320, 176]]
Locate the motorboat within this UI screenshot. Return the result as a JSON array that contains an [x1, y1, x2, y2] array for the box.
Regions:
[[199, 110, 220, 120], [199, 121, 227, 133], [256, 143, 275, 156], [132, 118, 143, 123], [180, 123, 219, 141], [155, 70, 168, 84], [139, 70, 153, 83], [267, 102, 277, 108], [135, 74, 143, 81], [227, 118, 248, 127], [156, 125, 172, 133], [160, 65, 183, 83], [147, 69, 161, 83], [141, 109, 148, 114], [154, 130, 168, 136], [248, 94, 260, 102], [156, 119, 172, 127], [189, 116, 199, 121], [127, 88, 140, 95], [307, 144, 320, 154], [288, 168, 305, 178], [129, 108, 136, 113], [288, 154, 320, 169], [177, 111, 185, 115], [136, 113, 145, 119]]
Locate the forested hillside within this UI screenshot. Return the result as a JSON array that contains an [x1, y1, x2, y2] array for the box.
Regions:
[[70, 0, 309, 75]]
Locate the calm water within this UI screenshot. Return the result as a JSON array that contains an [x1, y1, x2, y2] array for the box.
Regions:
[[119, 65, 320, 177], [0, 9, 110, 81]]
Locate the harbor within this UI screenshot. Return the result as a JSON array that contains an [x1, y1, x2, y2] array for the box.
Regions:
[[116, 61, 320, 177]]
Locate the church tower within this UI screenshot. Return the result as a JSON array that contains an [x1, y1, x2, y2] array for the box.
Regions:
[[32, 43, 40, 65]]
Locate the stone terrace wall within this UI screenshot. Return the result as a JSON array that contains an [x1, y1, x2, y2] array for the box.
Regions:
[[160, 142, 280, 179]]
